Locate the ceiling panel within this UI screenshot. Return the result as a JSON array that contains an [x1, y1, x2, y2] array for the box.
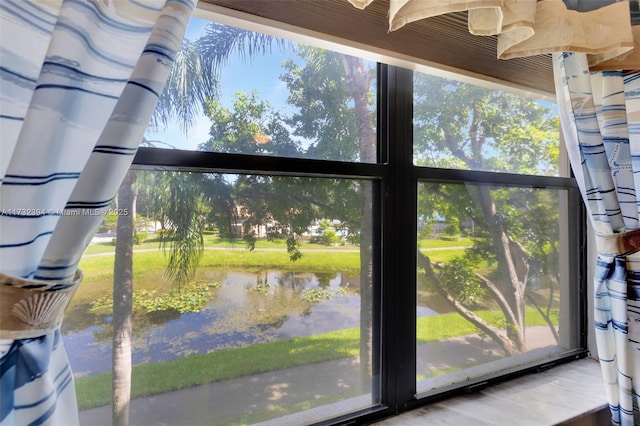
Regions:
[[200, 0, 554, 95]]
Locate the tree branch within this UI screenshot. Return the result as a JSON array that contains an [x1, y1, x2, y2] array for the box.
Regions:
[[443, 127, 475, 167], [526, 291, 559, 343], [417, 250, 519, 355], [474, 271, 519, 329]]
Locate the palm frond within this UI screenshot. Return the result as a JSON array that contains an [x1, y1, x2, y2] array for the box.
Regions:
[[160, 173, 206, 287], [152, 39, 218, 133], [196, 23, 288, 77]]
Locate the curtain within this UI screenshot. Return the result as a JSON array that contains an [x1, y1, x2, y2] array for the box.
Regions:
[[0, 1, 195, 425], [554, 53, 640, 426], [347, 0, 638, 67]]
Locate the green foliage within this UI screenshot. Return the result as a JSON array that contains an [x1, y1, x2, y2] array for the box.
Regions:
[[438, 257, 486, 305], [322, 229, 339, 245], [133, 232, 147, 245], [91, 280, 220, 314], [200, 92, 300, 157], [98, 212, 118, 233], [286, 235, 303, 261], [156, 229, 174, 238], [159, 173, 208, 287], [248, 282, 273, 294], [281, 47, 366, 162], [443, 217, 460, 236], [301, 287, 347, 303], [413, 74, 559, 175], [418, 220, 434, 240], [244, 231, 257, 251], [151, 38, 218, 133]]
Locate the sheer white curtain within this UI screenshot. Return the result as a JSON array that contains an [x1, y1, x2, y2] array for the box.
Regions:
[[0, 1, 195, 424]]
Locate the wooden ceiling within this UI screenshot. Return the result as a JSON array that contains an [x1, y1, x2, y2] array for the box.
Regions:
[[199, 0, 555, 96]]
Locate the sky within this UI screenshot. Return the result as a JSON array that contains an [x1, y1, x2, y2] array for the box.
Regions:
[[145, 17, 294, 151], [145, 16, 560, 172]]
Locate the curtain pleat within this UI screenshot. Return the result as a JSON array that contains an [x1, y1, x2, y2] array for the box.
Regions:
[[0, 1, 195, 425], [346, 0, 634, 66], [554, 52, 640, 426]]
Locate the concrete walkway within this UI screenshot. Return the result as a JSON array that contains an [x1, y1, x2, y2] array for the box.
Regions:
[[78, 327, 556, 426], [79, 356, 365, 426]]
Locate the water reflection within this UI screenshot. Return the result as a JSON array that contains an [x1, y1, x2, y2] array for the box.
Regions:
[[64, 269, 365, 378]]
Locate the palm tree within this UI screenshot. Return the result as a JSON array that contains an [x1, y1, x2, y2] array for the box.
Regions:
[[111, 22, 376, 425], [198, 24, 378, 394], [341, 55, 376, 392], [112, 171, 136, 426], [111, 39, 217, 426]]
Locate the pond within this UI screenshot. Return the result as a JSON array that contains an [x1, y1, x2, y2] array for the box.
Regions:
[[63, 269, 438, 378]]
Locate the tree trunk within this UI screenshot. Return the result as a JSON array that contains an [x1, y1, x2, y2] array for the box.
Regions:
[[341, 55, 375, 393], [112, 170, 137, 426], [418, 251, 520, 356], [472, 185, 527, 351]]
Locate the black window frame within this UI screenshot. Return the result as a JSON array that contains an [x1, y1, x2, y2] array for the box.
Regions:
[[130, 63, 588, 426]]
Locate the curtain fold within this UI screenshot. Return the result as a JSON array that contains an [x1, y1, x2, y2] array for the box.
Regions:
[[553, 52, 640, 426], [0, 1, 196, 424], [346, 0, 636, 68]]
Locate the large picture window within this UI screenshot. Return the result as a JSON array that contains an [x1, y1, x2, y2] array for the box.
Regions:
[[412, 69, 582, 397], [69, 172, 377, 425], [416, 183, 579, 394], [64, 11, 585, 426]]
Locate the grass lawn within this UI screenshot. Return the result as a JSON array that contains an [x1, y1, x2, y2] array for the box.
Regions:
[[83, 236, 359, 255], [418, 237, 473, 249], [75, 307, 557, 410], [73, 235, 542, 414]]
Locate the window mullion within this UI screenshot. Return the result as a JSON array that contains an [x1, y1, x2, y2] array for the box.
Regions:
[[381, 64, 417, 409]]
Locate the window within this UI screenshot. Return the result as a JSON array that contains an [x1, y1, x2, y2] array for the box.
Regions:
[[412, 70, 583, 397], [64, 12, 586, 426]]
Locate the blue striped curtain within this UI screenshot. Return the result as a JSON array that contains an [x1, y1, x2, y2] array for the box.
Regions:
[[0, 1, 195, 424], [554, 52, 640, 426]]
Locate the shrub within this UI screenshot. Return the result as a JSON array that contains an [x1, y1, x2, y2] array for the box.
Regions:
[[156, 229, 174, 238], [134, 232, 147, 245], [322, 230, 339, 245], [443, 218, 460, 236], [109, 232, 147, 246]]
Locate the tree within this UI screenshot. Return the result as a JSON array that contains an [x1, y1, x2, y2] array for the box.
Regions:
[[202, 91, 301, 157], [414, 74, 560, 355], [110, 24, 291, 425], [200, 44, 378, 390], [111, 171, 136, 426], [110, 38, 217, 426], [283, 47, 376, 390]]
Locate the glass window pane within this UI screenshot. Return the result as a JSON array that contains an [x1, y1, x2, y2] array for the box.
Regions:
[[416, 182, 579, 393], [413, 71, 561, 176], [146, 17, 377, 163], [66, 171, 377, 425]]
